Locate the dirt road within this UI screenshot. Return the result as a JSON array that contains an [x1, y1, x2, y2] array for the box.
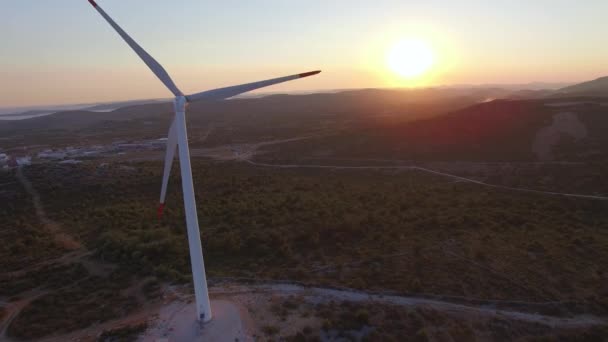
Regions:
[[15, 166, 81, 250], [243, 159, 608, 201]]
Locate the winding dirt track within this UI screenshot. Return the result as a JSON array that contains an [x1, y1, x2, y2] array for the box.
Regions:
[[243, 159, 608, 201], [211, 283, 607, 328], [15, 167, 81, 249], [1, 168, 89, 341], [3, 280, 605, 342], [3, 139, 606, 341]]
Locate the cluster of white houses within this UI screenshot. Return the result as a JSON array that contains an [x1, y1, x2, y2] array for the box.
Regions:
[[0, 152, 31, 170], [1, 138, 167, 171]]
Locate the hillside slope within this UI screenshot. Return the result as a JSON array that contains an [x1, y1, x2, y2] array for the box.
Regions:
[[558, 76, 608, 96]]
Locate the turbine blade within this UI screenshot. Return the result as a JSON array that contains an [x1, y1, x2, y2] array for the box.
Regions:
[[158, 117, 179, 219], [87, 0, 183, 97], [186, 70, 321, 103]]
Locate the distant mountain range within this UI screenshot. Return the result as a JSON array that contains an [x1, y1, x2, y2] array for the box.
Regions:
[[1, 76, 606, 120], [1, 75, 607, 164]]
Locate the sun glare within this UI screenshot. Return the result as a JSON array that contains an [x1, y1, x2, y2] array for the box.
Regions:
[[387, 39, 434, 79]]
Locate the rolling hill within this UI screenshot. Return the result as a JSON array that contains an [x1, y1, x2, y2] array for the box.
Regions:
[[558, 76, 608, 96]]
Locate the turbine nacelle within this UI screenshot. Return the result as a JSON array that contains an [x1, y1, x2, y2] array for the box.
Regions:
[[174, 96, 188, 111]]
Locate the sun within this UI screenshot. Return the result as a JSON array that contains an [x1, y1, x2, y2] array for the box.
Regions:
[[387, 39, 434, 79]]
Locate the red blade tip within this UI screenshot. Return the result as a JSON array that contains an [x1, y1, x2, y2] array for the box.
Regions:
[[157, 203, 165, 219], [299, 70, 321, 78], [88, 0, 98, 7]]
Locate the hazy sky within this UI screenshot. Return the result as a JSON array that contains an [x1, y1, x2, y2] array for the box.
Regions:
[[1, 0, 606, 107]]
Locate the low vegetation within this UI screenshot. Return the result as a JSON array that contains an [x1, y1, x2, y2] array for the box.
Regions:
[[18, 161, 608, 313], [0, 263, 88, 298], [1, 93, 607, 339], [97, 323, 148, 342], [7, 270, 138, 340], [0, 171, 65, 274], [257, 296, 608, 341], [303, 302, 608, 341]]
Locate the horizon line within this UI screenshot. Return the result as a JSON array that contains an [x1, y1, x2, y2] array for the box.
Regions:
[[0, 79, 586, 113]]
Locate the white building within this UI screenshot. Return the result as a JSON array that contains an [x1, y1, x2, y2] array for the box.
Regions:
[[38, 150, 67, 159], [16, 156, 32, 166]]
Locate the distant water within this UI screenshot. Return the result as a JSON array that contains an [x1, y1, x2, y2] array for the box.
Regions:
[[0, 90, 341, 121], [0, 104, 110, 121], [0, 112, 56, 121], [0, 99, 170, 121], [0, 104, 99, 116]]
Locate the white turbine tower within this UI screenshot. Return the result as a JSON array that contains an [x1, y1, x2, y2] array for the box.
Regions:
[[87, 0, 320, 323]]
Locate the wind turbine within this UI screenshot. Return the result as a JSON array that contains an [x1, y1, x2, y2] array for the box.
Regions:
[[87, 0, 320, 323]]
